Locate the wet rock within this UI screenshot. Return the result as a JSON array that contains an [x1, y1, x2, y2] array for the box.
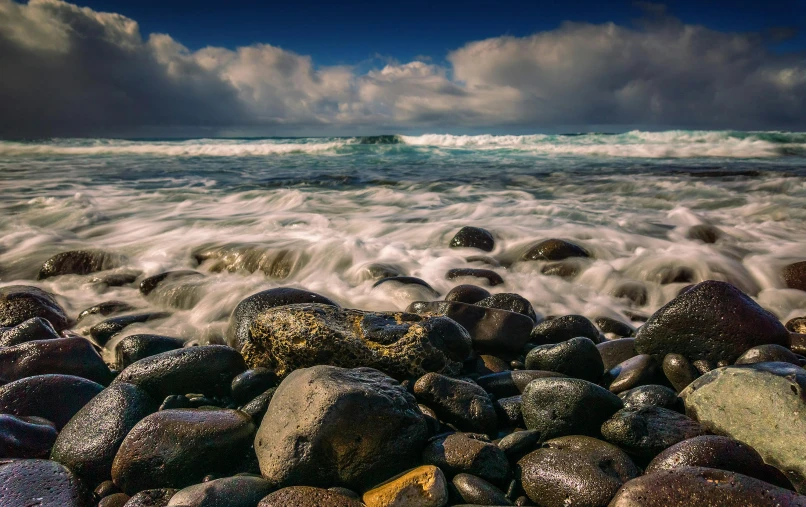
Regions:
[[601, 406, 704, 459], [634, 281, 789, 365], [450, 227, 495, 252], [0, 285, 69, 331], [687, 224, 722, 244], [521, 239, 590, 261], [446, 268, 504, 286], [95, 480, 121, 499], [99, 493, 130, 507], [0, 337, 112, 384], [786, 317, 806, 334], [611, 282, 649, 306], [646, 435, 794, 489], [91, 273, 139, 287], [241, 304, 471, 380], [0, 459, 92, 506], [166, 476, 275, 507], [363, 263, 405, 280], [76, 301, 136, 323], [452, 473, 512, 505], [124, 489, 178, 507], [414, 373, 498, 436], [495, 395, 523, 429], [373, 276, 441, 297], [540, 259, 585, 279], [619, 385, 683, 412], [241, 387, 277, 423], [475, 370, 565, 398], [114, 335, 186, 370], [38, 250, 123, 280], [521, 377, 623, 440], [0, 414, 57, 458], [139, 271, 203, 296], [735, 344, 802, 366], [470, 354, 511, 375], [609, 466, 806, 506], [362, 465, 449, 507], [518, 435, 639, 507], [113, 345, 246, 400], [0, 374, 104, 429], [0, 316, 60, 347], [255, 366, 428, 490], [594, 317, 636, 338], [193, 243, 307, 279], [446, 285, 492, 304], [422, 433, 510, 486], [602, 354, 662, 393], [661, 353, 700, 392], [112, 409, 254, 495], [258, 486, 363, 507], [782, 261, 806, 291], [90, 313, 172, 346], [681, 362, 806, 492], [525, 337, 603, 382], [231, 368, 278, 404], [475, 293, 538, 323], [597, 338, 638, 372], [51, 383, 159, 484], [497, 429, 542, 462], [530, 314, 600, 345], [408, 300, 533, 353]]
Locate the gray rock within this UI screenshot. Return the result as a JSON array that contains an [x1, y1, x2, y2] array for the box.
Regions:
[[0, 317, 60, 347], [530, 315, 600, 345], [475, 293, 538, 322], [38, 250, 123, 280], [0, 459, 92, 506], [422, 432, 510, 486], [0, 337, 112, 385], [525, 337, 603, 382], [0, 285, 69, 331], [497, 429, 542, 462], [0, 374, 104, 429], [414, 372, 498, 436], [450, 227, 495, 252], [193, 243, 306, 278], [0, 414, 57, 458], [601, 406, 704, 459], [521, 239, 590, 261], [495, 395, 523, 429], [167, 476, 275, 507], [114, 335, 186, 370]]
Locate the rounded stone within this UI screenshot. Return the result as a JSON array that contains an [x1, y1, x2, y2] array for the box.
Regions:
[[241, 387, 276, 423], [540, 259, 584, 279], [475, 370, 566, 399], [0, 317, 60, 347], [231, 368, 278, 404], [422, 432, 510, 486], [0, 285, 69, 331], [687, 224, 722, 244], [525, 337, 603, 382], [782, 261, 806, 291], [521, 239, 590, 261], [0, 374, 104, 430], [372, 277, 440, 297], [123, 489, 178, 507], [475, 293, 538, 322], [735, 344, 802, 366], [414, 372, 498, 436], [0, 337, 113, 385], [362, 465, 449, 507], [99, 493, 130, 507], [619, 385, 683, 412], [0, 459, 92, 506], [446, 268, 504, 286], [258, 486, 363, 507], [445, 285, 491, 304], [597, 338, 638, 372], [450, 227, 495, 252], [661, 353, 700, 392], [602, 354, 661, 393], [530, 315, 600, 345], [139, 271, 202, 296], [497, 429, 542, 462], [0, 414, 57, 458], [76, 301, 136, 323], [38, 250, 122, 280], [166, 476, 275, 507], [495, 395, 524, 429], [89, 313, 172, 346], [114, 335, 186, 370], [594, 317, 636, 338], [452, 473, 511, 506], [601, 406, 704, 459]]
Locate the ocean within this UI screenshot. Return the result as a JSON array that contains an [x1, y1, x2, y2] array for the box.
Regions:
[[1, 130, 805, 346]]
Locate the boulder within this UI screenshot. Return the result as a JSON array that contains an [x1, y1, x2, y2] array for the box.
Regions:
[[0, 374, 104, 429], [362, 465, 449, 507], [449, 227, 495, 252], [0, 337, 112, 385], [0, 285, 69, 331], [38, 250, 122, 280], [0, 459, 92, 506], [687, 224, 722, 244], [193, 243, 307, 279], [521, 239, 590, 261]]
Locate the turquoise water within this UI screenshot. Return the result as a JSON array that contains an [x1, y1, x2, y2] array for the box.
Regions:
[[1, 131, 805, 345]]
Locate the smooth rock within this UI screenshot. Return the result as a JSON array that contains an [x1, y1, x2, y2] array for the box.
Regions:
[[414, 373, 498, 436], [0, 317, 60, 347], [475, 370, 565, 398], [525, 337, 603, 382], [422, 433, 510, 486], [0, 459, 92, 506], [475, 293, 539, 322], [661, 353, 700, 392], [735, 344, 802, 366], [362, 263, 405, 280], [38, 250, 122, 280], [471, 354, 510, 375], [100, 493, 131, 507], [619, 385, 683, 412], [445, 285, 492, 304], [446, 268, 504, 286], [597, 339, 638, 372], [0, 337, 112, 384], [139, 271, 202, 296], [362, 465, 449, 507], [258, 486, 363, 507], [782, 261, 806, 291], [123, 489, 178, 507], [114, 335, 186, 370], [521, 239, 590, 261], [602, 354, 661, 393], [166, 476, 275, 507], [497, 429, 542, 462], [450, 227, 495, 252], [0, 374, 104, 429], [231, 368, 278, 404], [90, 313, 172, 346], [540, 259, 585, 279], [91, 272, 139, 287], [0, 285, 69, 331], [452, 473, 512, 506], [594, 317, 636, 338], [495, 396, 523, 429], [0, 414, 57, 458], [241, 387, 276, 423], [373, 277, 440, 297], [601, 406, 704, 459], [77, 301, 136, 323], [530, 315, 600, 345]]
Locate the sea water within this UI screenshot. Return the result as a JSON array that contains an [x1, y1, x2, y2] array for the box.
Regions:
[[1, 130, 805, 346]]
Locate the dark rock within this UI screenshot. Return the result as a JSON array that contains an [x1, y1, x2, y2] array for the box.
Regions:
[[123, 489, 178, 507], [635, 281, 789, 365], [475, 293, 538, 323], [0, 285, 69, 331], [255, 366, 428, 490], [414, 373, 498, 435], [0, 317, 60, 347], [446, 285, 492, 304], [661, 353, 700, 392], [540, 259, 584, 279], [77, 301, 136, 323], [611, 282, 649, 306], [0, 374, 104, 429], [193, 243, 306, 278], [601, 406, 704, 459], [159, 395, 191, 411], [521, 377, 623, 440], [139, 271, 202, 296], [241, 388, 276, 423], [51, 383, 159, 484], [609, 466, 806, 506], [115, 335, 186, 370], [602, 354, 661, 393], [0, 459, 92, 506], [786, 317, 806, 334], [475, 370, 565, 398], [518, 435, 639, 507], [525, 337, 603, 382], [258, 486, 363, 507], [452, 473, 512, 505], [597, 338, 638, 372], [687, 224, 722, 244], [495, 396, 524, 429], [646, 435, 794, 490], [373, 276, 441, 297], [422, 432, 510, 486], [0, 414, 57, 458], [240, 304, 471, 380], [231, 368, 278, 404], [782, 261, 806, 291], [594, 317, 636, 338], [521, 239, 590, 261], [450, 227, 495, 252], [408, 300, 533, 353], [530, 315, 600, 345], [166, 476, 274, 507], [99, 493, 130, 507], [681, 362, 806, 492], [362, 263, 405, 280], [470, 354, 511, 375], [113, 345, 246, 400], [38, 250, 122, 280], [446, 268, 504, 286], [735, 344, 802, 366], [112, 409, 255, 495], [91, 273, 139, 287], [328, 487, 360, 500], [0, 337, 112, 384], [90, 313, 172, 346], [497, 429, 542, 462], [95, 480, 121, 499], [619, 385, 683, 412]]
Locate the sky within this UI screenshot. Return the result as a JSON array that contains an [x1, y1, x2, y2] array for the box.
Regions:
[[0, 0, 805, 137]]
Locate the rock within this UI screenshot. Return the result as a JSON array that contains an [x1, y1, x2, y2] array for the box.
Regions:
[[475, 293, 538, 322], [91, 273, 139, 287], [255, 366, 428, 490], [497, 429, 542, 462], [597, 338, 638, 372], [51, 383, 158, 484], [782, 261, 806, 291], [373, 276, 440, 296], [76, 301, 136, 323], [38, 250, 122, 280], [521, 239, 590, 261], [735, 344, 802, 366], [525, 337, 603, 382], [611, 282, 649, 306], [450, 227, 495, 252], [90, 313, 172, 346], [646, 435, 794, 489], [95, 480, 121, 499], [408, 301, 533, 353], [446, 268, 504, 286], [0, 414, 57, 458], [111, 409, 254, 495], [258, 487, 363, 507], [609, 467, 806, 506], [241, 304, 471, 380], [475, 370, 565, 398], [362, 465, 449, 507], [0, 337, 112, 385], [681, 362, 806, 492], [0, 374, 104, 429], [786, 317, 806, 334], [414, 373, 498, 436], [518, 435, 639, 507], [362, 263, 405, 280], [530, 315, 600, 345], [99, 493, 130, 507], [540, 259, 585, 279], [0, 285, 69, 331], [0, 317, 60, 347], [452, 473, 512, 505], [661, 353, 700, 392], [445, 285, 492, 304], [123, 489, 178, 507], [602, 354, 661, 393], [594, 317, 636, 338], [634, 281, 790, 365], [113, 345, 246, 400], [231, 368, 278, 404], [139, 271, 203, 296], [241, 387, 277, 423], [687, 224, 722, 244], [114, 335, 186, 370], [495, 395, 524, 428], [193, 243, 306, 278], [422, 433, 510, 486], [166, 476, 275, 507], [470, 354, 510, 375], [619, 385, 683, 412], [601, 406, 704, 459], [0, 459, 92, 506], [521, 378, 623, 440]]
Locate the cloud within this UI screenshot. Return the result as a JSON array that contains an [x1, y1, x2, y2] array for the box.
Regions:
[[0, 0, 804, 136]]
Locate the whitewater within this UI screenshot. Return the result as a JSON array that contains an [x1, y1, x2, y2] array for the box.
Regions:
[[1, 130, 805, 346]]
